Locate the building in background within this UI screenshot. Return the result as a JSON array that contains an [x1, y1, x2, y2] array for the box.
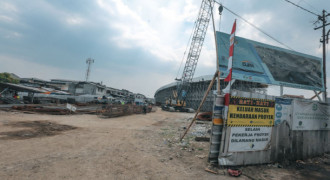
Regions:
[[0, 74, 149, 104]]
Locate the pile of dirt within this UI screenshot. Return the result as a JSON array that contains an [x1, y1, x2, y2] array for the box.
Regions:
[[0, 120, 77, 140]]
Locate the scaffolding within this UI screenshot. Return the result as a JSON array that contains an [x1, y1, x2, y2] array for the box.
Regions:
[[155, 77, 267, 112]]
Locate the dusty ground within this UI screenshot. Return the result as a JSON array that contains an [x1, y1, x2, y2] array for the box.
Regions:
[[0, 108, 329, 180]]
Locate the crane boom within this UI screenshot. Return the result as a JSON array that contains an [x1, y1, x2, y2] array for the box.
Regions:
[[177, 0, 214, 102], [163, 0, 214, 112]]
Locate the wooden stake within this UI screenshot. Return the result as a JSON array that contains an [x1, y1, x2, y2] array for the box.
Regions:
[[205, 167, 218, 174]]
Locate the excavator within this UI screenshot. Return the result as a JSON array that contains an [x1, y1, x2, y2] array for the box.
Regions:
[[163, 89, 189, 112], [162, 0, 215, 112]]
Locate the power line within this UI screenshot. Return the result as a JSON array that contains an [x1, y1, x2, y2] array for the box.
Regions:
[[176, 24, 195, 80], [214, 1, 295, 51], [283, 0, 319, 17], [299, 0, 321, 13]]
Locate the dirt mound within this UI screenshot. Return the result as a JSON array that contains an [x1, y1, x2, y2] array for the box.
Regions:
[[0, 121, 77, 140]]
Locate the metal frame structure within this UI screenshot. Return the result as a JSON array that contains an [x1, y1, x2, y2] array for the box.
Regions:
[[85, 58, 94, 82], [155, 76, 267, 112], [176, 0, 215, 102]]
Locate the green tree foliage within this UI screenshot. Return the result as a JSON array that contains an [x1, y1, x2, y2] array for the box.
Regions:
[[0, 73, 19, 84]]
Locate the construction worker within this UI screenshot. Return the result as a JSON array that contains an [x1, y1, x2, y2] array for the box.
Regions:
[[13, 92, 18, 99], [148, 104, 152, 112], [143, 104, 147, 114]]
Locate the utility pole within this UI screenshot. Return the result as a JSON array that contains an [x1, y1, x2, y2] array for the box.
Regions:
[[314, 10, 330, 102], [85, 58, 94, 82]]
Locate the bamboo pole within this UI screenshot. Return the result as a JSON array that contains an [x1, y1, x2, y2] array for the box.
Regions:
[[311, 91, 322, 100], [209, 0, 221, 95], [180, 71, 218, 141]]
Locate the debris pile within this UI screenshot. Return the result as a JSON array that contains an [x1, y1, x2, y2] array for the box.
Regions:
[[190, 120, 212, 141]]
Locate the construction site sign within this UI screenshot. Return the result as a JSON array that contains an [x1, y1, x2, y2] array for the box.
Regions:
[[227, 97, 275, 126], [216, 32, 324, 91], [66, 103, 77, 112], [228, 127, 272, 152]]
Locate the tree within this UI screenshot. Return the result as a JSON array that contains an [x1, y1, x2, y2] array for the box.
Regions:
[[0, 73, 19, 84]]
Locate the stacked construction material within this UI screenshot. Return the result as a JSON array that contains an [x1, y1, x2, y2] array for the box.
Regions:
[[98, 104, 145, 118], [12, 105, 70, 115], [10, 104, 100, 115], [7, 104, 154, 117]]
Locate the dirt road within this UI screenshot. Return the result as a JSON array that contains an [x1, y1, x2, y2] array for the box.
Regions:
[[0, 109, 219, 180], [0, 109, 329, 179]]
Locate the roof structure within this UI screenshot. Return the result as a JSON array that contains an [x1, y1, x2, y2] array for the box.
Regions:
[[155, 75, 214, 95]]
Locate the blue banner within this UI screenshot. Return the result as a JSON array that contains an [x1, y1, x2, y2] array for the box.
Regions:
[[217, 32, 324, 91]]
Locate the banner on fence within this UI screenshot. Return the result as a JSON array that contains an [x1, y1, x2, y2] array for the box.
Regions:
[[227, 97, 275, 126], [293, 100, 330, 130], [274, 98, 292, 126], [228, 127, 272, 152]]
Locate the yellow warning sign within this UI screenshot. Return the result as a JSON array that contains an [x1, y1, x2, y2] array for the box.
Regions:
[[227, 97, 275, 126]]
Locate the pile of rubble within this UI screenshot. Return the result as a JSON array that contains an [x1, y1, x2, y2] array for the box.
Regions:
[[98, 104, 154, 118]]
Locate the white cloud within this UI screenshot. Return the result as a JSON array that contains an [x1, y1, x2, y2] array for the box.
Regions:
[[182, 0, 199, 22], [96, 0, 201, 62], [0, 2, 19, 25], [0, 26, 22, 39], [0, 15, 14, 23], [19, 1, 89, 27], [66, 16, 85, 25], [4, 31, 21, 39], [237, 12, 276, 46], [0, 2, 18, 13]]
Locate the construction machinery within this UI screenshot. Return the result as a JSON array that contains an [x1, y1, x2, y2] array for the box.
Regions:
[[162, 0, 215, 112]]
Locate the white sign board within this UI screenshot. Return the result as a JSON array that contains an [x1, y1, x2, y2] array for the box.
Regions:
[[274, 98, 292, 126], [292, 100, 330, 130], [228, 127, 272, 152], [66, 103, 77, 112]]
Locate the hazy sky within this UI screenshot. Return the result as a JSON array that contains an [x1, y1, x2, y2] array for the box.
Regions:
[[0, 0, 329, 98]]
